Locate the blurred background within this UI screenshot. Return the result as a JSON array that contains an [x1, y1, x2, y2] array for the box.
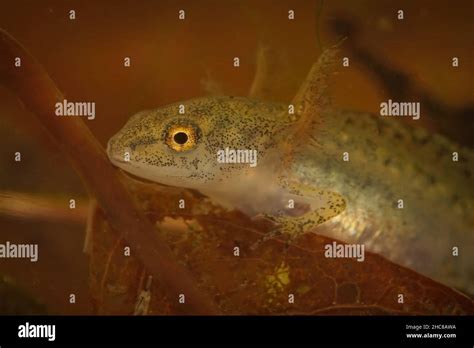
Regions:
[[0, 0, 472, 314]]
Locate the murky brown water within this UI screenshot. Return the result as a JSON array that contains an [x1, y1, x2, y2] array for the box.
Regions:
[[0, 0, 472, 314]]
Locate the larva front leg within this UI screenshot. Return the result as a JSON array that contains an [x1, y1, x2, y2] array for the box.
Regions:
[[251, 180, 346, 249]]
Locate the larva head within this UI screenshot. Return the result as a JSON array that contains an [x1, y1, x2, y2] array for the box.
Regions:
[[107, 96, 287, 189]]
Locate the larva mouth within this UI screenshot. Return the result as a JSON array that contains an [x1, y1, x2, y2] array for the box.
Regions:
[[106, 138, 131, 166]]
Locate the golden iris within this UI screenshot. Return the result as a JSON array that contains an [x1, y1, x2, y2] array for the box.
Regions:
[[165, 125, 198, 152]]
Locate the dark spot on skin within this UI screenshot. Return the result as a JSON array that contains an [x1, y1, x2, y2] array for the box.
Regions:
[[190, 158, 200, 170], [129, 136, 156, 151], [179, 157, 187, 165]]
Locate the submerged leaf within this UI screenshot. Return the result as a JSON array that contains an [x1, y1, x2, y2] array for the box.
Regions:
[[89, 176, 474, 315]]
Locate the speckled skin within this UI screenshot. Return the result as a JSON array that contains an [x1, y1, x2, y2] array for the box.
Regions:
[[107, 97, 289, 187], [295, 108, 474, 294], [107, 96, 346, 219], [107, 94, 473, 294]]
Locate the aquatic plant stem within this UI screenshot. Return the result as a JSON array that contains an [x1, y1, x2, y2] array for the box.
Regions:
[[0, 29, 220, 315]]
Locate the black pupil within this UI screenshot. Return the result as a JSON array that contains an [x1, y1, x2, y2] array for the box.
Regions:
[[173, 132, 188, 145]]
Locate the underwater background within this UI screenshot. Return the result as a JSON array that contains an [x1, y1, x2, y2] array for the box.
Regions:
[[0, 0, 472, 314]]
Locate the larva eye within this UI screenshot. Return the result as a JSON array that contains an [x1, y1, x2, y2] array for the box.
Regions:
[[165, 124, 199, 152]]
